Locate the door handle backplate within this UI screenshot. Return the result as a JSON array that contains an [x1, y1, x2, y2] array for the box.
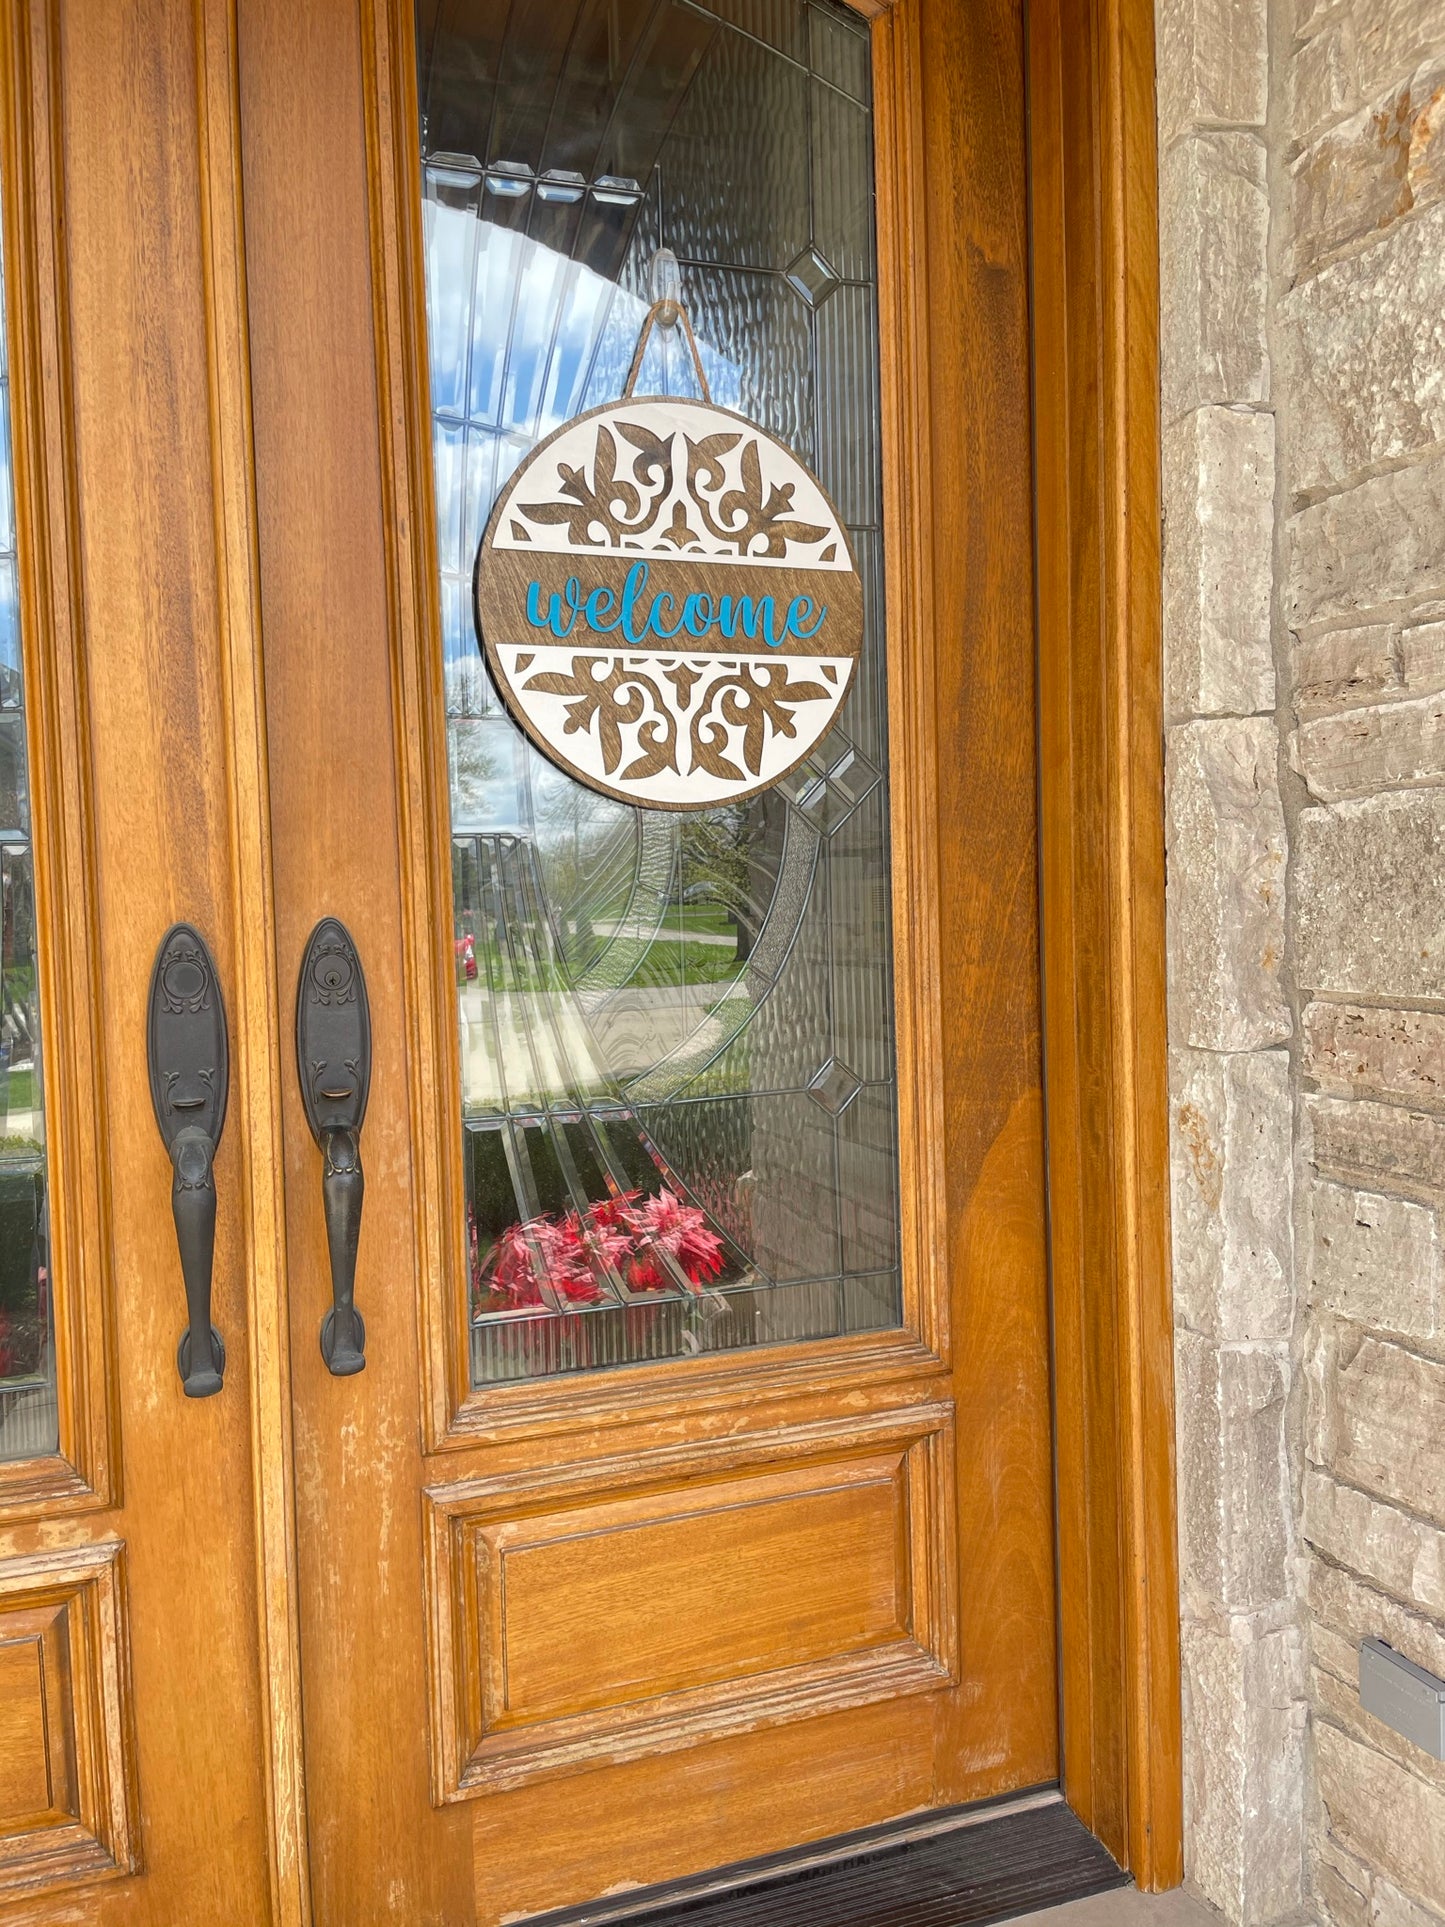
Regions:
[[296, 918, 372, 1376], [147, 923, 229, 1397]]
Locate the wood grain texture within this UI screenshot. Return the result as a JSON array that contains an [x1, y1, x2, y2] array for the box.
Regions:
[[236, 0, 476, 1917], [424, 1409, 956, 1800], [0, 1541, 138, 1902], [0, 2, 279, 1921], [191, 0, 311, 1915], [896, 0, 1061, 1805], [0, 0, 113, 1524], [1028, 0, 1183, 1887], [244, 0, 1058, 1914]]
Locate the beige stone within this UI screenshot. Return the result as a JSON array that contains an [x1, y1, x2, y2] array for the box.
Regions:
[[1289, 454, 1445, 629], [1294, 692, 1445, 802], [1317, 1722, 1445, 1912], [1161, 134, 1270, 422], [1317, 1835, 1445, 1927], [1296, 794, 1445, 1001], [1167, 719, 1290, 1049], [1354, 0, 1445, 101], [1310, 1555, 1445, 1681], [1157, 0, 1268, 142], [1293, 17, 1362, 146], [1304, 1468, 1445, 1620], [1294, 626, 1401, 719], [1177, 1331, 1293, 1608], [1305, 1003, 1445, 1110], [1286, 202, 1445, 494], [1313, 1333, 1445, 1524], [1317, 1833, 1374, 1927], [1308, 1093, 1445, 1202], [1403, 623, 1445, 697], [1171, 1048, 1293, 1340], [1315, 1662, 1445, 1792], [1165, 407, 1276, 720], [1292, 69, 1445, 278], [1308, 1179, 1441, 1339], [1181, 1615, 1307, 1923]]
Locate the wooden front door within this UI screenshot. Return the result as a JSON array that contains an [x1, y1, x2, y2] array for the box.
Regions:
[[0, 0, 1056, 1920]]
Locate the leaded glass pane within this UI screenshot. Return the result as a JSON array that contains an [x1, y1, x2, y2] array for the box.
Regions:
[[0, 218, 53, 1459], [418, 0, 900, 1384]]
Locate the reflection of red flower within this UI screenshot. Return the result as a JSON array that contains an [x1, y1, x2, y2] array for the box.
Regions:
[[470, 1186, 726, 1314], [624, 1189, 725, 1292]]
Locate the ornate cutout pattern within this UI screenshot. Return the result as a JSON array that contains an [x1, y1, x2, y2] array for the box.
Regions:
[[475, 397, 864, 809]]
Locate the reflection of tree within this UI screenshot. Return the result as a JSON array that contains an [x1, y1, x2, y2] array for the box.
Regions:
[[680, 799, 765, 961], [450, 719, 500, 797]]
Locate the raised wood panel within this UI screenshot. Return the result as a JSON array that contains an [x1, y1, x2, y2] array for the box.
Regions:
[[490, 1461, 907, 1725], [0, 1539, 138, 1901], [0, 1633, 56, 1824], [425, 1406, 956, 1800]]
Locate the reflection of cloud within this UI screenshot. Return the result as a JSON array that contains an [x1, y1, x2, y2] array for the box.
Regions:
[[425, 199, 743, 839], [424, 201, 742, 558]]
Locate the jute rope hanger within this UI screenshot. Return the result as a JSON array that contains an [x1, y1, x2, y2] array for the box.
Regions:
[[622, 296, 714, 405]]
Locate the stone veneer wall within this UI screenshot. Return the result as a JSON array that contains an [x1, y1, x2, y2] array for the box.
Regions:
[[1159, 0, 1445, 1920]]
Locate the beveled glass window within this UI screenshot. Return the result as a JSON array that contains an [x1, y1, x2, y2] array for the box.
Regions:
[[418, 0, 899, 1384], [0, 219, 53, 1458]]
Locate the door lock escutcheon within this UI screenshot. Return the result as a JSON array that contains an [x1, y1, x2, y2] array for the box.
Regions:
[[147, 923, 229, 1398], [296, 919, 372, 1376]]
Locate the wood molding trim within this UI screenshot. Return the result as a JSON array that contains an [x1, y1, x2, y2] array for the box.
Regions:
[[190, 0, 312, 1918], [1028, 0, 1183, 1889], [0, 0, 117, 1521], [423, 1405, 958, 1803], [366, 0, 956, 1458]]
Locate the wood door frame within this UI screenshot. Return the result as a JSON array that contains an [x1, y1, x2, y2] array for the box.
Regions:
[[1029, 0, 1183, 1892], [0, 0, 1177, 1911], [368, 0, 1184, 1886]]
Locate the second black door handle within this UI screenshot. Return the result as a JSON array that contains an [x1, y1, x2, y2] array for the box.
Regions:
[[296, 919, 372, 1376]]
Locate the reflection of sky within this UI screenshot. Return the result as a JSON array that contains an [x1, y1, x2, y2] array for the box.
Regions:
[[424, 190, 741, 838]]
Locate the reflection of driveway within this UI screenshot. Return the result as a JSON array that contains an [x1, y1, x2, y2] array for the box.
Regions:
[[590, 920, 739, 950], [458, 985, 724, 1110]]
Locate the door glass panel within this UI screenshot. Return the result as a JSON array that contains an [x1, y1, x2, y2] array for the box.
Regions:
[[418, 0, 900, 1385], [0, 220, 54, 1457]]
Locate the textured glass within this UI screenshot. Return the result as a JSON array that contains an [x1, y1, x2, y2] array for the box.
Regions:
[[417, 0, 900, 1383], [0, 221, 54, 1459]]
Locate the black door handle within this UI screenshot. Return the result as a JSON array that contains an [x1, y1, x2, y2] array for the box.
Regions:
[[147, 924, 229, 1397], [296, 919, 371, 1376]]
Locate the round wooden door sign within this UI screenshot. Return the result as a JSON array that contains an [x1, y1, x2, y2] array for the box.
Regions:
[[473, 396, 864, 809]]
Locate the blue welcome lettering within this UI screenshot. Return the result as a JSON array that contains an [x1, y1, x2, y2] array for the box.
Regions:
[[525, 577, 578, 639]]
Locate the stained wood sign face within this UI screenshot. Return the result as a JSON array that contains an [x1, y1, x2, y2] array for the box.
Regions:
[[473, 397, 864, 809]]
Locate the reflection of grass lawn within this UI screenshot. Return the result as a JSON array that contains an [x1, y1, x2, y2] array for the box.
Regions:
[[464, 930, 745, 993], [659, 906, 736, 939], [3, 1072, 33, 1114]]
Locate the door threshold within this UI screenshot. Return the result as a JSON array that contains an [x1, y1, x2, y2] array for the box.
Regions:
[[522, 1786, 1128, 1927]]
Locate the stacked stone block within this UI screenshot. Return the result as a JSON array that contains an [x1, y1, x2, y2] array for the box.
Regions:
[[1284, 0, 1445, 1918], [1159, 0, 1307, 1917], [1160, 0, 1445, 1916]]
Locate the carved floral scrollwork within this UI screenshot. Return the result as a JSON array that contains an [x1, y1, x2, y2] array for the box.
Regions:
[[514, 417, 832, 563], [520, 653, 832, 783]]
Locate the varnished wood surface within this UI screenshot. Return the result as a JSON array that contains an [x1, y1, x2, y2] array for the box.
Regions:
[[0, 0, 1182, 1911], [0, 0, 279, 1919], [1029, 0, 1183, 1887], [236, 0, 1059, 1915], [232, 0, 1055, 1911]]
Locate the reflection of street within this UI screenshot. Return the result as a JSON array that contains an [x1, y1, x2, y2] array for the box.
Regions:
[[458, 983, 726, 1109]]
